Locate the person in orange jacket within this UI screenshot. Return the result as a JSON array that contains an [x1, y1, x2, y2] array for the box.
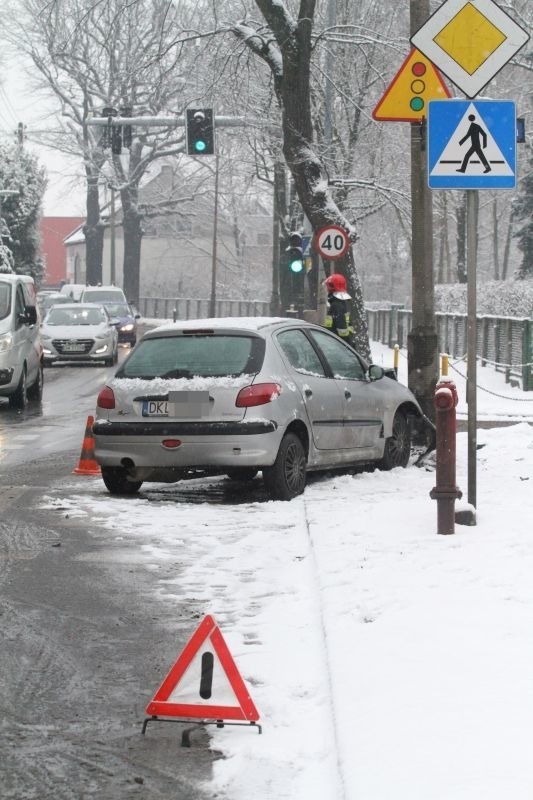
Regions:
[[324, 273, 355, 346]]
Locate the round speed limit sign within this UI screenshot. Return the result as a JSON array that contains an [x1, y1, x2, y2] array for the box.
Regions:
[[315, 225, 351, 261]]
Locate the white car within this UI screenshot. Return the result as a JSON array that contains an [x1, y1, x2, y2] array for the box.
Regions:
[[41, 303, 118, 366], [93, 317, 423, 499]]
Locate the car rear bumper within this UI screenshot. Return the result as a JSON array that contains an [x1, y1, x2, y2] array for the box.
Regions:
[[93, 419, 281, 470]]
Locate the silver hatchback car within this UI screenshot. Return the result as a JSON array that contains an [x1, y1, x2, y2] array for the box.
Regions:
[[93, 317, 422, 500]]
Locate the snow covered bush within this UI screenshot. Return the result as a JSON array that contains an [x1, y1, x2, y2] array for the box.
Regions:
[[435, 281, 533, 317]]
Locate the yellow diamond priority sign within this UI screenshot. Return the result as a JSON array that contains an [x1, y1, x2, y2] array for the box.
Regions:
[[411, 0, 530, 98]]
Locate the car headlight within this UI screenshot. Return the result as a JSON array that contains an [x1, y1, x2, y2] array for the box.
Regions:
[[0, 332, 13, 353], [120, 323, 134, 331]]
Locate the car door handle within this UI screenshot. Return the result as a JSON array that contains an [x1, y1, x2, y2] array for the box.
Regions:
[[304, 389, 313, 398], [344, 389, 352, 399]]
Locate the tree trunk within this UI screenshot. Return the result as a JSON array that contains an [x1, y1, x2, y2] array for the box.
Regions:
[[83, 169, 104, 285], [244, 2, 370, 358]]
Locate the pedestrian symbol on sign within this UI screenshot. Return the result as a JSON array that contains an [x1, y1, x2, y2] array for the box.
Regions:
[[456, 115, 490, 174], [428, 100, 516, 189]]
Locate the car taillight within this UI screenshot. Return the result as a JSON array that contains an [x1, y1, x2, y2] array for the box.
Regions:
[[235, 383, 281, 408], [97, 385, 116, 409]]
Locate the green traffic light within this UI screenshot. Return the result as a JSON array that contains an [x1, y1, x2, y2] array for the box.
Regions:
[[194, 140, 207, 153], [290, 259, 304, 273]]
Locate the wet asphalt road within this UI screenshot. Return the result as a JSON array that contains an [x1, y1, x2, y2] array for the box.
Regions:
[[0, 355, 217, 800]]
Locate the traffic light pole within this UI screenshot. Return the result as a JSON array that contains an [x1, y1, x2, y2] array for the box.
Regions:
[[209, 154, 220, 318], [408, 0, 438, 434]]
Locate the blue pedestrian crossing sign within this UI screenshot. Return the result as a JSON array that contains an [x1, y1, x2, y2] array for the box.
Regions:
[[428, 100, 516, 189]]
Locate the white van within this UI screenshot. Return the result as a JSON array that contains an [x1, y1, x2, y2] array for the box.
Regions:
[[0, 273, 43, 408]]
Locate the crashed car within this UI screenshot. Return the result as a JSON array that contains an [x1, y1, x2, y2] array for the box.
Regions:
[[93, 317, 423, 500]]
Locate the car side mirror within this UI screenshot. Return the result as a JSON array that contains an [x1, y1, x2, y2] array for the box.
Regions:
[[368, 364, 385, 381], [19, 306, 37, 325], [135, 313, 141, 319]]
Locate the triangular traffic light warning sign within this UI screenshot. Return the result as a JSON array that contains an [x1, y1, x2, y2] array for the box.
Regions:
[[146, 615, 260, 722], [373, 49, 451, 122]]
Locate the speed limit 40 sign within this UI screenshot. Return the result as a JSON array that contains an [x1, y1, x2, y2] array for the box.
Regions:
[[315, 225, 350, 261]]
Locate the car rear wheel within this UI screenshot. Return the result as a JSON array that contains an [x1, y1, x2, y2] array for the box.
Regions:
[[263, 432, 306, 501], [9, 367, 27, 410], [101, 466, 142, 495], [226, 468, 259, 482], [378, 411, 411, 470], [27, 361, 44, 401]]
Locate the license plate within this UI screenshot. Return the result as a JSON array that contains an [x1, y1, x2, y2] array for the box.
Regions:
[[143, 400, 168, 417], [142, 392, 211, 418], [63, 343, 85, 352]]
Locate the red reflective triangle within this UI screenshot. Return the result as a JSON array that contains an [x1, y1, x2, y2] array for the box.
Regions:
[[146, 614, 260, 721]]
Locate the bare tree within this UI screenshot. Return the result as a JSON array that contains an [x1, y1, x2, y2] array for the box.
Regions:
[[3, 0, 196, 301], [232, 0, 372, 358]]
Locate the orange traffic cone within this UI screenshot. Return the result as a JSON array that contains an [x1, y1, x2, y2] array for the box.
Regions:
[[73, 415, 101, 476]]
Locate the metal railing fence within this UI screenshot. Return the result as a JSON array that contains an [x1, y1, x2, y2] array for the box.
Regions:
[[138, 296, 270, 321], [366, 307, 532, 391]]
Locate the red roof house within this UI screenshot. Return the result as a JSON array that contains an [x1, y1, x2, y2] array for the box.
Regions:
[[40, 217, 85, 286]]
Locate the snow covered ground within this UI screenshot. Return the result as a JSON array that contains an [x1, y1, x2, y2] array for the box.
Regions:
[[43, 339, 533, 800]]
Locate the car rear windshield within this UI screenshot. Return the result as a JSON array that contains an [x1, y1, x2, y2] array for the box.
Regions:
[[83, 290, 124, 303], [47, 307, 106, 325], [117, 333, 265, 380], [0, 282, 11, 321], [104, 303, 131, 316]]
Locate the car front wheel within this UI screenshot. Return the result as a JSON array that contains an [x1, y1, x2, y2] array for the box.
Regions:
[[378, 411, 411, 470], [101, 466, 142, 495], [27, 361, 44, 401], [263, 432, 306, 501], [9, 367, 27, 410]]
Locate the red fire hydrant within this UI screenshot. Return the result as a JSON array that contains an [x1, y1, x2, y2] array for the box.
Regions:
[[429, 379, 462, 535]]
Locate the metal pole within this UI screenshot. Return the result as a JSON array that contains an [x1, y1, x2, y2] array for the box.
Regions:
[[408, 0, 438, 431], [209, 154, 220, 318], [110, 187, 116, 285], [466, 189, 479, 511]]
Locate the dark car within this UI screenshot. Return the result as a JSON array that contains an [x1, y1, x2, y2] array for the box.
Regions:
[[103, 302, 140, 347]]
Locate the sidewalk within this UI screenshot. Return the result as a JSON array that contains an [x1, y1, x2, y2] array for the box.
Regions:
[[370, 341, 533, 426]]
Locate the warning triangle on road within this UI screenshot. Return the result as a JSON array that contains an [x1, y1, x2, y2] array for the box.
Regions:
[[430, 102, 514, 178], [373, 48, 451, 122], [146, 614, 260, 722]]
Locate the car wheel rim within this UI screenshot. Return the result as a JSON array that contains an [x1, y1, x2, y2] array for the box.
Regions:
[[284, 441, 305, 492]]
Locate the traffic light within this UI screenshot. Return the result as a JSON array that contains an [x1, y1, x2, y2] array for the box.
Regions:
[[186, 109, 215, 156], [120, 106, 133, 148], [409, 59, 427, 114], [101, 106, 117, 150], [287, 232, 304, 273], [111, 124, 122, 155], [286, 232, 305, 310]]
